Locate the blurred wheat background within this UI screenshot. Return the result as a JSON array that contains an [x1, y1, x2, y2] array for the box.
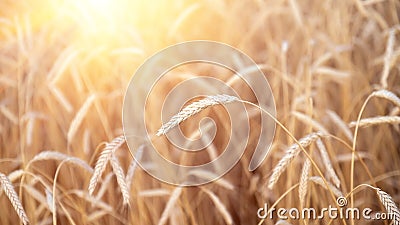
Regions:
[[0, 0, 399, 224]]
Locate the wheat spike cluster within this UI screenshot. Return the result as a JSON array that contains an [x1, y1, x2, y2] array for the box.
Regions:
[[268, 131, 324, 189], [88, 135, 126, 196]]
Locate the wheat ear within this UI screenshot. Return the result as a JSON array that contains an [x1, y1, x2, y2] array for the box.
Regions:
[[308, 176, 343, 197], [371, 89, 400, 108], [377, 189, 400, 225], [349, 116, 400, 128], [326, 110, 353, 141], [67, 94, 96, 143], [31, 151, 93, 173], [156, 94, 238, 136], [88, 135, 125, 196], [110, 154, 130, 205], [0, 173, 30, 225], [268, 131, 323, 189], [158, 187, 183, 225], [202, 188, 233, 225], [299, 159, 311, 208], [380, 29, 395, 88], [316, 139, 340, 188]]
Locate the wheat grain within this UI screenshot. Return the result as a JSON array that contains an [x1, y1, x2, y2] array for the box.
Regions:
[[308, 176, 343, 197], [0, 105, 18, 124], [95, 173, 114, 201], [139, 189, 171, 197], [381, 29, 395, 88], [87, 210, 109, 222], [202, 188, 233, 225], [0, 173, 30, 225], [268, 131, 323, 189], [8, 170, 24, 183], [292, 111, 329, 135], [156, 94, 238, 136], [23, 185, 48, 211], [299, 159, 311, 208], [69, 190, 113, 212], [110, 154, 130, 205], [371, 89, 400, 108], [349, 116, 400, 128], [26, 118, 34, 146], [49, 85, 73, 113], [67, 94, 96, 143], [326, 110, 353, 141], [31, 151, 93, 173], [158, 187, 183, 225], [83, 129, 91, 155], [188, 170, 235, 191], [316, 139, 340, 188], [377, 189, 400, 225], [88, 135, 125, 196], [313, 67, 350, 82]]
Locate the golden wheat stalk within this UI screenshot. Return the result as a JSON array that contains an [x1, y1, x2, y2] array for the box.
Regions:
[[202, 188, 233, 225], [0, 173, 30, 225], [110, 154, 130, 205], [377, 189, 400, 225], [316, 139, 340, 188], [156, 94, 238, 136], [88, 135, 125, 196], [299, 159, 311, 208], [349, 116, 400, 128], [268, 131, 323, 189]]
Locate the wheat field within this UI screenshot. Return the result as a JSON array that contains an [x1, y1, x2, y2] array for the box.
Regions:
[[0, 0, 400, 224]]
